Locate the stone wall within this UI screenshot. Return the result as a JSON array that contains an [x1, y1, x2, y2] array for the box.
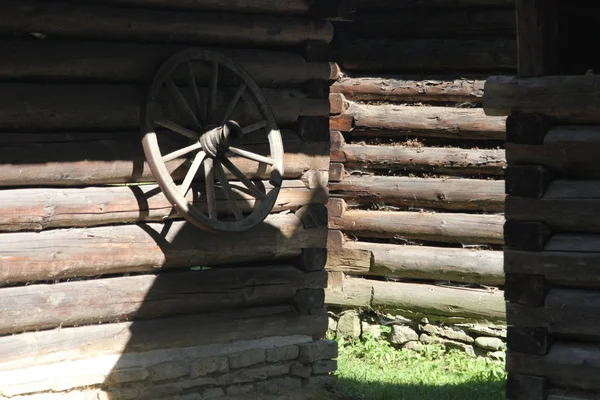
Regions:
[[329, 310, 506, 360]]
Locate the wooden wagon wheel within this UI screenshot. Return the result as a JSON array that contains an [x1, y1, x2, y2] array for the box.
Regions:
[[141, 49, 284, 232]]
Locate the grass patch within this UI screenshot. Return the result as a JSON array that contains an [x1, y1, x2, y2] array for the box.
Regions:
[[332, 332, 506, 400]]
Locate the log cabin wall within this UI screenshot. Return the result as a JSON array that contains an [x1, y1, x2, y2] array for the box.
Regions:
[[324, 0, 516, 344], [0, 1, 338, 399], [485, 1, 600, 399]]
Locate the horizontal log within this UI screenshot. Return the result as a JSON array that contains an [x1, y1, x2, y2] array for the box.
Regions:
[[548, 389, 599, 400], [0, 180, 327, 232], [63, 0, 311, 14], [344, 103, 506, 140], [484, 75, 600, 123], [508, 342, 600, 392], [0, 39, 333, 86], [348, 9, 515, 39], [0, 84, 328, 132], [325, 276, 505, 322], [0, 305, 327, 372], [0, 131, 329, 186], [329, 176, 505, 212], [0, 213, 327, 284], [504, 234, 600, 288], [507, 146, 600, 179], [329, 209, 504, 245], [331, 76, 486, 103], [0, 265, 326, 335], [507, 180, 600, 232], [327, 241, 504, 285], [0, 1, 333, 47], [332, 38, 517, 72], [333, 143, 506, 175], [353, 0, 515, 11]]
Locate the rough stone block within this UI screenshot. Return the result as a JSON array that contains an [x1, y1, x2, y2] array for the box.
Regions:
[[298, 340, 338, 363], [403, 341, 423, 352], [290, 363, 312, 378], [226, 384, 255, 396], [201, 387, 225, 398], [148, 361, 189, 383], [328, 317, 338, 333], [190, 356, 229, 378], [444, 341, 476, 357], [229, 349, 266, 369], [459, 324, 507, 338], [391, 326, 418, 345], [219, 365, 269, 385], [438, 327, 474, 344], [139, 377, 217, 399], [312, 360, 338, 375], [107, 367, 149, 384], [420, 324, 439, 335], [475, 337, 506, 351], [256, 376, 303, 393], [266, 363, 291, 377], [336, 310, 361, 338], [362, 322, 382, 339], [266, 345, 299, 363]]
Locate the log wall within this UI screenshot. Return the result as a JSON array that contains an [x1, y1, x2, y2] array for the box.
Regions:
[[0, 2, 335, 399], [324, 1, 514, 333]]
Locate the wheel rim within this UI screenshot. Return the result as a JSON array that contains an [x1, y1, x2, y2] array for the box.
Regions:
[[141, 49, 284, 232]]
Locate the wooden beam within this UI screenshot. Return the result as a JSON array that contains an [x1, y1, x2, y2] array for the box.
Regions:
[[505, 165, 553, 197], [507, 327, 550, 355], [332, 38, 517, 72], [0, 266, 327, 335], [333, 144, 506, 176], [352, 0, 516, 11], [506, 373, 548, 400], [329, 93, 348, 115], [505, 273, 547, 306], [0, 1, 333, 46], [0, 39, 332, 87], [325, 276, 506, 322], [504, 221, 552, 251], [484, 76, 600, 123], [330, 209, 504, 245], [328, 163, 345, 182], [506, 113, 551, 145], [330, 176, 505, 212], [327, 241, 504, 285], [0, 213, 327, 284], [331, 76, 486, 104], [344, 103, 506, 140]]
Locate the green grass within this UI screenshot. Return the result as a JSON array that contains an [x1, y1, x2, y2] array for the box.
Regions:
[[332, 331, 507, 400]]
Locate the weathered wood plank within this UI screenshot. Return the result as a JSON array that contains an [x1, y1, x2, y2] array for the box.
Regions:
[[508, 342, 600, 392], [333, 38, 517, 72], [0, 181, 327, 232], [329, 176, 505, 212], [484, 75, 600, 123], [0, 266, 327, 335], [353, 0, 515, 11], [0, 213, 327, 284], [326, 277, 505, 322], [506, 374, 548, 400], [327, 241, 504, 285], [333, 144, 506, 176], [0, 305, 327, 372], [344, 103, 506, 140], [0, 84, 328, 132], [0, 39, 333, 86], [331, 76, 486, 104], [330, 209, 504, 245], [0, 1, 333, 46]]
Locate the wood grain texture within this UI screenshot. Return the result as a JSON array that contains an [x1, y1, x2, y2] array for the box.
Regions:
[[0, 213, 327, 284], [329, 176, 505, 212]]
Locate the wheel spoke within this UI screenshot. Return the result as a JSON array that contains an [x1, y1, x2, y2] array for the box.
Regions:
[[228, 146, 275, 165], [219, 84, 247, 125], [185, 61, 205, 127], [180, 150, 206, 196], [166, 79, 201, 128], [214, 160, 243, 221], [204, 157, 218, 219], [155, 119, 199, 140], [208, 61, 218, 124], [220, 157, 265, 200], [162, 142, 202, 163], [241, 120, 268, 135]]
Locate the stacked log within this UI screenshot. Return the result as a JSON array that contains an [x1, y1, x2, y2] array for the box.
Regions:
[[325, 1, 513, 322]]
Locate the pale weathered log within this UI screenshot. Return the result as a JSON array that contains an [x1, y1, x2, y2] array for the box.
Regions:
[[0, 84, 328, 131], [508, 342, 600, 392], [331, 76, 486, 103], [0, 213, 327, 284], [349, 9, 515, 39], [325, 277, 505, 321], [329, 176, 505, 212], [345, 103, 506, 140], [333, 38, 517, 72], [0, 1, 333, 46], [328, 241, 504, 285], [0, 266, 326, 335], [0, 39, 333, 87], [484, 75, 600, 123], [0, 131, 329, 186], [333, 143, 506, 175], [64, 0, 311, 14], [0, 305, 327, 372], [507, 180, 600, 232], [329, 209, 504, 244], [0, 180, 327, 232]]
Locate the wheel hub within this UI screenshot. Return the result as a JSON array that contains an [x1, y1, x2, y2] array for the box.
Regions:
[[199, 120, 243, 159]]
